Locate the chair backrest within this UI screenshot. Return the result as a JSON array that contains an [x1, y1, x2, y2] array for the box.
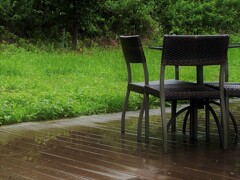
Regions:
[[120, 35, 149, 84], [161, 35, 229, 66], [120, 35, 146, 64]]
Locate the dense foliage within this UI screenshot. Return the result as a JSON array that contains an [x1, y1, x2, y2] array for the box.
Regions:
[[1, 0, 240, 49]]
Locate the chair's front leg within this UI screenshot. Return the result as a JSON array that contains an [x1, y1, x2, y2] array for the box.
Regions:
[[137, 94, 145, 142], [144, 93, 150, 143], [222, 96, 229, 149], [121, 90, 130, 133], [160, 97, 168, 154]]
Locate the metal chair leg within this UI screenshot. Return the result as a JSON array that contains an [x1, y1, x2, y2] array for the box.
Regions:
[[121, 90, 130, 133], [223, 96, 229, 149], [161, 98, 168, 154], [137, 96, 145, 142], [145, 94, 150, 143]]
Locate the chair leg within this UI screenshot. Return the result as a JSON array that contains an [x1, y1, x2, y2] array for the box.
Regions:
[[145, 94, 150, 143], [161, 98, 168, 154], [121, 90, 130, 133], [222, 96, 229, 149], [137, 95, 145, 142]]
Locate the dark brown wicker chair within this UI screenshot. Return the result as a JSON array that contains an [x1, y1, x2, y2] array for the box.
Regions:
[[195, 47, 240, 139], [144, 35, 229, 153], [183, 45, 240, 139], [120, 35, 158, 140], [120, 35, 184, 141]]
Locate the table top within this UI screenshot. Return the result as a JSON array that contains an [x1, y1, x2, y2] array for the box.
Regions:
[[149, 44, 240, 50], [228, 44, 240, 48]]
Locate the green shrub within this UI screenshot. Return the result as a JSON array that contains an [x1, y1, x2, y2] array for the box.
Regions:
[[153, 0, 240, 36]]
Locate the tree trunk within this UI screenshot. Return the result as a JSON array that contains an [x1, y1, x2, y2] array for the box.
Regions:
[[71, 27, 78, 50], [61, 28, 65, 48], [70, 0, 78, 50]]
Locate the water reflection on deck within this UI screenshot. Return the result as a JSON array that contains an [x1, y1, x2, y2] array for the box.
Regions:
[[0, 101, 240, 179]]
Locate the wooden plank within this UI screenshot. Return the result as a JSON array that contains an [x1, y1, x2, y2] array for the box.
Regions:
[[0, 131, 160, 178], [0, 159, 61, 180], [0, 109, 239, 179]]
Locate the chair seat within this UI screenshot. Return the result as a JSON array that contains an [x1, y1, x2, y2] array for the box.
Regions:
[[129, 80, 188, 94], [128, 80, 159, 94], [146, 83, 220, 100], [206, 82, 240, 97]]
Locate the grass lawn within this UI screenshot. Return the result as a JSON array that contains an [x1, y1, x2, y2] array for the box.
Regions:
[[0, 43, 239, 125]]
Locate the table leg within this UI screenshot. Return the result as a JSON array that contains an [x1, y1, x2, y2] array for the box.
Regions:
[[190, 100, 198, 140], [171, 100, 177, 132], [205, 101, 210, 142]]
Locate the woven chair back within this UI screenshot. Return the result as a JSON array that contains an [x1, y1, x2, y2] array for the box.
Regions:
[[120, 35, 146, 64], [162, 35, 229, 66]]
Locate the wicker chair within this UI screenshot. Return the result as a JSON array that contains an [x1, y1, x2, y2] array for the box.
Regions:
[[205, 45, 240, 138], [144, 35, 229, 153], [186, 48, 240, 139], [120, 35, 184, 141]]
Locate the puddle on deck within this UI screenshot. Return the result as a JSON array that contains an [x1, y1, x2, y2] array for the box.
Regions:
[[0, 100, 240, 179]]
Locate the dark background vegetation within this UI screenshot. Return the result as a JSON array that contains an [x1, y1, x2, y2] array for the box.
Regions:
[[1, 0, 240, 49]]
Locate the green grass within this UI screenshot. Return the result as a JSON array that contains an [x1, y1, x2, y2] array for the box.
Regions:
[[0, 43, 240, 125]]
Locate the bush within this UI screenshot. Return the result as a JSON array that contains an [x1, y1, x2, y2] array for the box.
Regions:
[[153, 0, 240, 36], [96, 0, 159, 38]]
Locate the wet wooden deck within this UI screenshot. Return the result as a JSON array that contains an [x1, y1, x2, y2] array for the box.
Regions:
[[0, 105, 240, 179]]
